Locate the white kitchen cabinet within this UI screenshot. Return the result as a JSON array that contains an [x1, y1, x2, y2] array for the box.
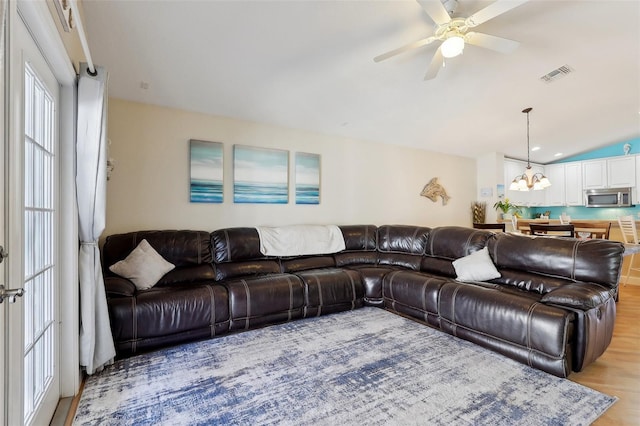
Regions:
[[582, 160, 607, 189], [607, 156, 636, 188], [544, 164, 565, 206], [582, 156, 636, 190], [564, 162, 583, 206]]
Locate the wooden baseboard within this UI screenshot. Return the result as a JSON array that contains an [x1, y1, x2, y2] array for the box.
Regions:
[[63, 375, 86, 426]]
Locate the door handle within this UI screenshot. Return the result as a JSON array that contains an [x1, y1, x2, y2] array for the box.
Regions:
[[0, 245, 7, 264], [0, 285, 24, 304]]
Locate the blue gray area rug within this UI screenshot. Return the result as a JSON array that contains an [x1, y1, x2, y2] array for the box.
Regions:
[[74, 307, 616, 425]]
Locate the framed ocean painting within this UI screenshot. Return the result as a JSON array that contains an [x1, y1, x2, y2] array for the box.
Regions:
[[295, 152, 320, 204], [189, 140, 223, 203], [233, 145, 289, 204]]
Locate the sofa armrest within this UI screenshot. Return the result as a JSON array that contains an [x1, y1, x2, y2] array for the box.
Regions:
[[105, 276, 136, 298], [540, 282, 613, 310]]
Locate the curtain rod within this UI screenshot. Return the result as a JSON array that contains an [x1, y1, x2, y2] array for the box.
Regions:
[[68, 0, 96, 76]]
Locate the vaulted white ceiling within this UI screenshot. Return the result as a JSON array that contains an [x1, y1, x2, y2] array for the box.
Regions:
[[81, 0, 640, 164]]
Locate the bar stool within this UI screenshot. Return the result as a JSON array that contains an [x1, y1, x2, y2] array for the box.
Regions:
[[617, 215, 640, 286]]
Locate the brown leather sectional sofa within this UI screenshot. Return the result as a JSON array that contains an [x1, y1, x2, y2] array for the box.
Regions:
[[103, 225, 624, 378]]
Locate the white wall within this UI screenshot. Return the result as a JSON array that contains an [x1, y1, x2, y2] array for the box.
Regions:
[[476, 152, 505, 222], [105, 99, 478, 236]]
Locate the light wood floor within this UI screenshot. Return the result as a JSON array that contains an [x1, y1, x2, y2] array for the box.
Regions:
[[570, 283, 640, 425]]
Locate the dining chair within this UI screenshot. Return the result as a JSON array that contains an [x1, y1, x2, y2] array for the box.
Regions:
[[559, 214, 571, 225], [529, 223, 575, 237], [472, 223, 506, 232], [617, 215, 640, 286], [518, 220, 549, 235], [571, 221, 611, 239]]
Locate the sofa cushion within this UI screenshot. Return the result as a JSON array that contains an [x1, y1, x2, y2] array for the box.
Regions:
[[377, 225, 431, 270], [488, 233, 624, 290], [104, 276, 136, 298], [343, 265, 395, 306], [335, 225, 379, 267], [438, 281, 573, 377], [211, 227, 281, 280], [492, 270, 576, 294], [214, 261, 282, 281], [107, 283, 230, 351], [211, 227, 264, 262], [334, 251, 379, 266], [103, 230, 213, 269], [422, 227, 492, 276], [225, 274, 305, 331], [296, 268, 364, 317], [377, 225, 431, 254], [540, 282, 613, 310], [339, 225, 378, 251], [382, 270, 449, 328], [429, 226, 492, 258], [281, 256, 336, 273], [109, 239, 175, 290], [452, 247, 501, 282]]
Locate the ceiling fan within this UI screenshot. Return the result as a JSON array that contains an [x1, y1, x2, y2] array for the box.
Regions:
[[374, 0, 530, 80]]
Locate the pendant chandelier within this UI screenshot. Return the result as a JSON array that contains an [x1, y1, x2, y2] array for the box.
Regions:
[[509, 107, 551, 191]]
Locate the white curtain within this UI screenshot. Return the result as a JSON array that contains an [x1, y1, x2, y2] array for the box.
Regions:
[[77, 63, 116, 374]]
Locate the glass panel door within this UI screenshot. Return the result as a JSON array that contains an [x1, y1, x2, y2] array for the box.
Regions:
[[5, 15, 60, 425], [22, 62, 56, 424]]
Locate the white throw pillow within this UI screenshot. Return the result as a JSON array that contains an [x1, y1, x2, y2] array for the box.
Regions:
[[452, 247, 501, 282], [109, 239, 175, 290]]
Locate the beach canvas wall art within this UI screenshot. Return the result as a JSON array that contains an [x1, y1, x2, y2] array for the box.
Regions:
[[190, 140, 223, 203], [295, 152, 320, 204], [234, 145, 289, 204]]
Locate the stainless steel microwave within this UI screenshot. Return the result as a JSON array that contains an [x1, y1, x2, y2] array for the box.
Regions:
[[584, 187, 633, 207]]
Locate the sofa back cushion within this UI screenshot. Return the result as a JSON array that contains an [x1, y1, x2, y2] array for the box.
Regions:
[[377, 225, 431, 270], [421, 226, 493, 277], [335, 225, 379, 266], [281, 256, 336, 272], [211, 227, 281, 280], [102, 230, 215, 285], [488, 233, 624, 291]]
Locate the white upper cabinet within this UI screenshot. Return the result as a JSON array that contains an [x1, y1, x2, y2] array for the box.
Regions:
[[564, 162, 584, 206], [544, 164, 565, 206], [607, 156, 636, 188], [582, 159, 608, 189], [582, 156, 636, 189]]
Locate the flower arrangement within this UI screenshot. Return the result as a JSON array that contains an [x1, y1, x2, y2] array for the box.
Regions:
[[493, 198, 522, 217]]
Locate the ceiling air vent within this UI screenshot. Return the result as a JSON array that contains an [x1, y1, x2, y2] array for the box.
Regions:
[[540, 65, 573, 83]]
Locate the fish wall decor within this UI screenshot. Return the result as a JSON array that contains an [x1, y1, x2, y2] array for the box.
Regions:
[[420, 177, 451, 206]]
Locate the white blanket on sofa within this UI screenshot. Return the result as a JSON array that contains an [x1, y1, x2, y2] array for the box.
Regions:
[[256, 225, 346, 257]]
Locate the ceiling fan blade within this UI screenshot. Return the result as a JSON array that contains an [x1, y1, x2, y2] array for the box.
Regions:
[[465, 32, 520, 54], [424, 46, 444, 80], [416, 0, 451, 26], [465, 0, 529, 27], [374, 37, 436, 62]]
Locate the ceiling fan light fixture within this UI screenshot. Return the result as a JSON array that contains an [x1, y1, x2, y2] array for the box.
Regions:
[[441, 35, 465, 58]]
